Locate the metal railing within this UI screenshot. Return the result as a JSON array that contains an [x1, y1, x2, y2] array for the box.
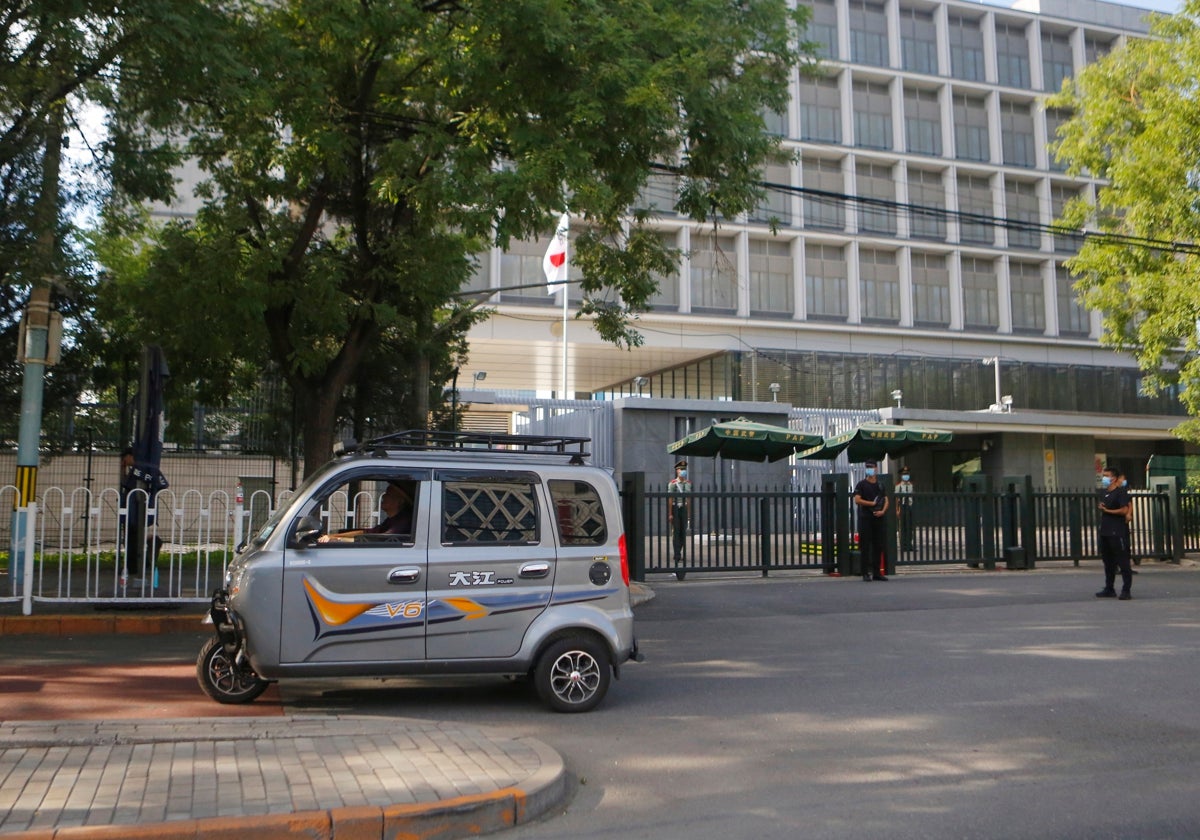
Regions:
[[622, 475, 1181, 580]]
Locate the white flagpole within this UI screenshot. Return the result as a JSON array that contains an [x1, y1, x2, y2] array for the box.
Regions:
[[561, 277, 568, 399]]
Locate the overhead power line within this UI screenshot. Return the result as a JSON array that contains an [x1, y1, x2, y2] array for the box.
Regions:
[[648, 162, 1200, 258]]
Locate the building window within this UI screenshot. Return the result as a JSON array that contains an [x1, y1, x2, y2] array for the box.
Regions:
[[961, 257, 998, 329], [904, 87, 942, 156], [751, 159, 793, 225], [853, 80, 893, 150], [798, 74, 842, 143], [953, 93, 989, 162], [1010, 261, 1045, 332], [803, 157, 846, 230], [857, 161, 897, 235], [1004, 178, 1040, 250], [900, 6, 938, 74], [749, 238, 794, 317], [1056, 265, 1089, 335], [1000, 100, 1035, 167], [805, 243, 849, 320], [689, 234, 738, 313], [949, 15, 985, 82], [1042, 31, 1074, 92], [1045, 108, 1071, 172], [649, 232, 680, 310], [849, 0, 889, 67], [1050, 184, 1085, 253], [761, 105, 788, 137], [995, 22, 1031, 89], [909, 168, 947, 240], [957, 173, 994, 245], [807, 0, 839, 59], [859, 248, 900, 322], [501, 236, 558, 305], [1085, 34, 1113, 64], [635, 171, 679, 216], [911, 251, 951, 325]]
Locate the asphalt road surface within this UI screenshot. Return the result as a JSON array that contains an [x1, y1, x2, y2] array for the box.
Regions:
[[7, 563, 1200, 839]]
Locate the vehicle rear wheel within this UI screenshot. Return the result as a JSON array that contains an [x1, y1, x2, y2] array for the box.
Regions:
[[196, 636, 269, 704], [534, 635, 611, 713]]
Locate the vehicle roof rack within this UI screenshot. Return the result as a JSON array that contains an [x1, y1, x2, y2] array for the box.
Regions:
[[340, 430, 591, 463]]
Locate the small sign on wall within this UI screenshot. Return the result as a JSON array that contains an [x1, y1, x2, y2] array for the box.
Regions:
[[1043, 448, 1057, 490]]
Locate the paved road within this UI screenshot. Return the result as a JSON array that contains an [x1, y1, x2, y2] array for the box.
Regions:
[[270, 563, 1200, 840], [6, 563, 1200, 839]]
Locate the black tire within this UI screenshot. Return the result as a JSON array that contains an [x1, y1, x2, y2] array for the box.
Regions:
[[196, 636, 269, 704], [534, 635, 611, 713]]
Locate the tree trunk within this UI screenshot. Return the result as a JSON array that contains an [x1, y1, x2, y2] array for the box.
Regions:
[[297, 382, 341, 479]]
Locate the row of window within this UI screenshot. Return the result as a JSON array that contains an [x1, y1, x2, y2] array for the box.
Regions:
[[788, 72, 1073, 171], [308, 475, 609, 548], [689, 156, 1085, 251], [805, 0, 1120, 91], [477, 232, 1091, 337], [604, 350, 1183, 418]]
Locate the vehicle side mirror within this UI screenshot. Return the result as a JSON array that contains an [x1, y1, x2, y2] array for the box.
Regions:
[[290, 515, 323, 547]]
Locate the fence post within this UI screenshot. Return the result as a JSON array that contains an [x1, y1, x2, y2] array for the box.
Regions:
[[759, 496, 771, 577], [821, 473, 851, 576], [1068, 495, 1083, 566], [1148, 475, 1182, 563], [22, 502, 36, 615], [622, 471, 647, 582], [1000, 475, 1035, 569], [962, 474, 991, 567]]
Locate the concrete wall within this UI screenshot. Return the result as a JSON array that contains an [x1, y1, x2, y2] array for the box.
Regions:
[[612, 398, 795, 489]]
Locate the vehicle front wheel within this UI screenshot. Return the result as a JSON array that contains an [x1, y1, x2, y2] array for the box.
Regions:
[[534, 635, 611, 713], [196, 636, 269, 704]]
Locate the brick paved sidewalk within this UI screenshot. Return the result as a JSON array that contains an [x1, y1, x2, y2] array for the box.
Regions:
[[0, 715, 567, 840]]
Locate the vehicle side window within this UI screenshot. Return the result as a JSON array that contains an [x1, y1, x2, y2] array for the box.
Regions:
[[304, 475, 420, 547], [548, 479, 608, 546], [442, 479, 539, 545]]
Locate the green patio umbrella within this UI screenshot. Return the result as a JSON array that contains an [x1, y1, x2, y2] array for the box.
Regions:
[[667, 417, 825, 463], [795, 423, 953, 463]]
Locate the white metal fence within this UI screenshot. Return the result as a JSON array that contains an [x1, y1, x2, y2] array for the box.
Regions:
[[2, 483, 284, 614]]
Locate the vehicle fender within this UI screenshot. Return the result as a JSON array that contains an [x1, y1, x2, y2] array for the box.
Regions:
[[517, 600, 634, 669]]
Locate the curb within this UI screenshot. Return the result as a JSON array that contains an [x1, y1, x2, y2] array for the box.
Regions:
[[0, 613, 204, 636], [0, 735, 568, 840]]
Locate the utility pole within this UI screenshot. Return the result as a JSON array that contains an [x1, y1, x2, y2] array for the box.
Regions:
[[12, 71, 64, 605]]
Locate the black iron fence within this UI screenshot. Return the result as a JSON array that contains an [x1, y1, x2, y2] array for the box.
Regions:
[[621, 473, 1188, 581]]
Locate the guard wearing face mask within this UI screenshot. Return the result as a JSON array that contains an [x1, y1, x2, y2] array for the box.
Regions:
[[853, 460, 890, 581], [896, 468, 915, 552], [1096, 465, 1133, 600], [668, 460, 692, 580]]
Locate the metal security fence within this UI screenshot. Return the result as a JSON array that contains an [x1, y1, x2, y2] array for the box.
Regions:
[[622, 474, 1183, 581]]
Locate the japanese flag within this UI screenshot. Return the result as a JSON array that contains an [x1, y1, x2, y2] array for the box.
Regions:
[[542, 212, 570, 295]]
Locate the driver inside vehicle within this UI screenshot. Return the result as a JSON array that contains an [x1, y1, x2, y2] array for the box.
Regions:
[[318, 480, 415, 543]]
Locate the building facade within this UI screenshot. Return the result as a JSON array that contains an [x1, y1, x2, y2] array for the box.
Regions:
[[464, 0, 1193, 489]]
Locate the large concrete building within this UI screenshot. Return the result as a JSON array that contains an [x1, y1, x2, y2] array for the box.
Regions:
[[463, 0, 1193, 490]]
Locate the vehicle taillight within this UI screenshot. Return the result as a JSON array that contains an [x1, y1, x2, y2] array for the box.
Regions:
[[618, 533, 630, 587]]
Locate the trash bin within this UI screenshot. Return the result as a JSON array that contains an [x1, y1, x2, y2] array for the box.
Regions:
[[1004, 546, 1026, 570]]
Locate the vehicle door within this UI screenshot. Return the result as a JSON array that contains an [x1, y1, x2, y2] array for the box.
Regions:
[[425, 470, 556, 660], [279, 468, 430, 665]]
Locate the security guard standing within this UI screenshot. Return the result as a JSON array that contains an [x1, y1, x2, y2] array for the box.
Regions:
[[667, 459, 692, 581]]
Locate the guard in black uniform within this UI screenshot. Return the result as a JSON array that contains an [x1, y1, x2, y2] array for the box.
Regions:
[[1096, 465, 1132, 600], [853, 460, 889, 581]]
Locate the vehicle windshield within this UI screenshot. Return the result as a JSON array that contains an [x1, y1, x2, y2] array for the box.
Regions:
[[246, 468, 328, 547]]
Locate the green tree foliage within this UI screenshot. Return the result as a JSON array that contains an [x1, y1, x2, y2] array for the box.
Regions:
[[99, 0, 811, 473], [1049, 5, 1200, 439], [1, 1, 233, 450]]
